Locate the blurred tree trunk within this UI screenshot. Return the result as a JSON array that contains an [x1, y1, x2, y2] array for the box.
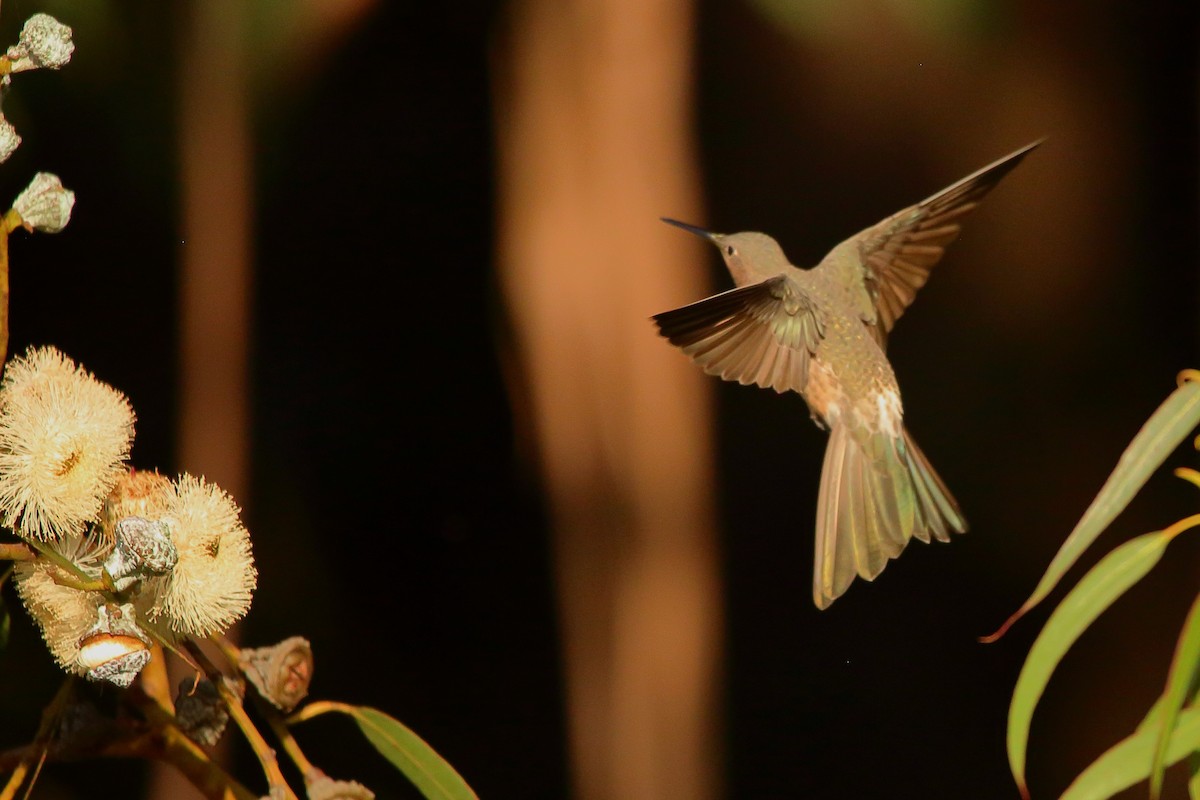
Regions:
[[493, 1, 723, 798], [150, 0, 252, 796]]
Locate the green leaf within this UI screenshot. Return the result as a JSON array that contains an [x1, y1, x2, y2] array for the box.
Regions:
[[331, 705, 478, 800], [1138, 692, 1167, 732], [984, 377, 1200, 642], [1007, 531, 1169, 796], [1189, 752, 1200, 799], [1060, 705, 1200, 800], [1150, 591, 1200, 798]]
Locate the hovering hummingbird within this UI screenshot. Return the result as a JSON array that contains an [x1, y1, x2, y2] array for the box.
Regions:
[[653, 140, 1041, 609]]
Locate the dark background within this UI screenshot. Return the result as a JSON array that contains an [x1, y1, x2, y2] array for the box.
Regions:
[[1, 1, 1198, 798]]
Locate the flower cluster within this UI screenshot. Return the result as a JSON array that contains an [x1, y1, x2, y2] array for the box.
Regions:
[[4, 346, 257, 686]]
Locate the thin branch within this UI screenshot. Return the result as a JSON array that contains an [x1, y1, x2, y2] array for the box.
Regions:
[[0, 207, 24, 369], [0, 543, 34, 561], [0, 707, 258, 800], [0, 678, 74, 799], [210, 634, 322, 786], [0, 761, 28, 800], [123, 689, 258, 800], [257, 695, 322, 785], [185, 640, 297, 800], [287, 700, 356, 725], [138, 644, 175, 715]]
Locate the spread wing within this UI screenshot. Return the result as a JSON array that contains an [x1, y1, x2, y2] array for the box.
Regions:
[[652, 275, 825, 395], [819, 139, 1042, 347]]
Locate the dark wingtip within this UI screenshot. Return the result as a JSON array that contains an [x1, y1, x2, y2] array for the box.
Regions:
[[926, 137, 1046, 209], [998, 137, 1046, 171], [974, 139, 1043, 187], [987, 137, 1047, 177]]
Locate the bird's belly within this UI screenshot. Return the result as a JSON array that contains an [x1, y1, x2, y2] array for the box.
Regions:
[[805, 350, 904, 438]]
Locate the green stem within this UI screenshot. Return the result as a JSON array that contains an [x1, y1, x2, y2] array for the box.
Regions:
[[259, 695, 323, 785], [287, 700, 356, 725], [27, 540, 112, 592]]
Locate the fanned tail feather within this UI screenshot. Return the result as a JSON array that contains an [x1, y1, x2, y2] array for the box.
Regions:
[[813, 424, 967, 609]]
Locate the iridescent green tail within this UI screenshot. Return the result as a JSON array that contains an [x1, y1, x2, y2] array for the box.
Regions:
[[812, 424, 967, 609]]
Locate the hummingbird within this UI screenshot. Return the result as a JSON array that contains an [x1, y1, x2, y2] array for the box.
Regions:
[[653, 140, 1041, 609]]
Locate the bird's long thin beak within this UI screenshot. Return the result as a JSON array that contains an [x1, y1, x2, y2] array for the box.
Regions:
[[661, 217, 719, 241]]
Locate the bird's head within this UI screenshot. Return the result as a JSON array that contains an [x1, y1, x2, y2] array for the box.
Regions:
[[661, 219, 788, 284]]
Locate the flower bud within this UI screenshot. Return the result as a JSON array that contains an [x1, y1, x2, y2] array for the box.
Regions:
[[175, 678, 232, 746], [12, 172, 76, 234], [102, 469, 172, 542], [241, 636, 312, 712], [307, 777, 375, 800], [78, 603, 151, 688], [103, 516, 177, 590], [6, 14, 74, 72], [0, 116, 20, 164]]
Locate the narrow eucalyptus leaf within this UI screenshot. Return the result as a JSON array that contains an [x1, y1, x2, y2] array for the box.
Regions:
[[342, 705, 478, 800], [988, 378, 1200, 640], [1060, 706, 1200, 800], [1150, 591, 1200, 798], [1139, 693, 1168, 732], [1007, 532, 1168, 794]]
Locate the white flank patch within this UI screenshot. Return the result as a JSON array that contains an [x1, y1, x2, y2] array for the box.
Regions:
[[874, 388, 903, 438]]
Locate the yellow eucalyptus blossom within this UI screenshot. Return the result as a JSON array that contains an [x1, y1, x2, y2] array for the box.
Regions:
[[146, 474, 257, 637], [0, 346, 134, 540]]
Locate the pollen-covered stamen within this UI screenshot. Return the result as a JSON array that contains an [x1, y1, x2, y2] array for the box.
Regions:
[[52, 449, 82, 480]]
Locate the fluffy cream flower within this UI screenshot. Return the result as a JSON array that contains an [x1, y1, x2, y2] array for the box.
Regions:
[[146, 474, 256, 637], [0, 346, 135, 540], [13, 532, 109, 674]]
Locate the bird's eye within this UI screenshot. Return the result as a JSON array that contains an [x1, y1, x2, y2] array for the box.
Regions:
[[726, 245, 735, 256]]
